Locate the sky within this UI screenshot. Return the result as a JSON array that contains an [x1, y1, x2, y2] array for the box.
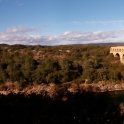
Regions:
[[1, 0, 124, 45]]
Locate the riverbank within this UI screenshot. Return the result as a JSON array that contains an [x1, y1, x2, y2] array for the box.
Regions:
[[0, 82, 123, 123], [0, 91, 123, 124], [0, 81, 124, 97]]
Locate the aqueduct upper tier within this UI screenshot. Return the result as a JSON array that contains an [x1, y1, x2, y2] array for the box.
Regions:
[[110, 46, 124, 64]]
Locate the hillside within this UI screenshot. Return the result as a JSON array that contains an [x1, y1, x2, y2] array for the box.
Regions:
[[0, 44, 123, 93]]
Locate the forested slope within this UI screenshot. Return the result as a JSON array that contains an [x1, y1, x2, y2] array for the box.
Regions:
[[0, 44, 123, 88]]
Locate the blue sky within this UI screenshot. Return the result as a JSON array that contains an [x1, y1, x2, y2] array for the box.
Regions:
[[0, 0, 124, 45]]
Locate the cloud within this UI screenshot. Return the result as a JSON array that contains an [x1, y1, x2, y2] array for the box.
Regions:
[[73, 20, 124, 26], [0, 26, 124, 45], [0, 27, 42, 45], [85, 20, 124, 25], [50, 31, 115, 45], [6, 26, 36, 34], [44, 30, 124, 45]]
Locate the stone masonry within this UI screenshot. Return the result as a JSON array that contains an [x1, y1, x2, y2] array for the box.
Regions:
[[110, 46, 124, 64]]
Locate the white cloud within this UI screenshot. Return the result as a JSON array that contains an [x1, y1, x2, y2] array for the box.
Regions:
[[73, 20, 124, 26], [85, 20, 124, 25], [0, 26, 124, 45], [0, 27, 41, 45], [6, 26, 36, 34], [89, 20, 123, 24]]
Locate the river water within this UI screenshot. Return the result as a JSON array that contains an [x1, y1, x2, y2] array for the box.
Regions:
[[0, 91, 123, 124]]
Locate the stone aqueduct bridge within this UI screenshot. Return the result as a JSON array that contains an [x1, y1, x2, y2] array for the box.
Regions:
[[110, 46, 124, 64]]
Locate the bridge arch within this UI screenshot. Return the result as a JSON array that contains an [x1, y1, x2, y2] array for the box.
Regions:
[[114, 53, 120, 57], [110, 46, 124, 64]]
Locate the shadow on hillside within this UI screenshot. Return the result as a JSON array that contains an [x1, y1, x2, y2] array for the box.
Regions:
[[0, 92, 123, 124]]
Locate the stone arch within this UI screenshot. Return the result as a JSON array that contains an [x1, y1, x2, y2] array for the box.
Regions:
[[112, 52, 120, 58], [110, 46, 124, 64], [112, 52, 124, 63], [114, 53, 120, 57], [116, 53, 124, 64]]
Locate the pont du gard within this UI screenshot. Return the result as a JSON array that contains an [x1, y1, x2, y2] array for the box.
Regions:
[[110, 46, 124, 64]]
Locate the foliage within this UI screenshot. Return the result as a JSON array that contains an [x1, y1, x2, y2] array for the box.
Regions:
[[0, 44, 123, 87]]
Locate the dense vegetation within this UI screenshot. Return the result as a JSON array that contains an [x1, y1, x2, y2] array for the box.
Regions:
[[0, 44, 123, 87]]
